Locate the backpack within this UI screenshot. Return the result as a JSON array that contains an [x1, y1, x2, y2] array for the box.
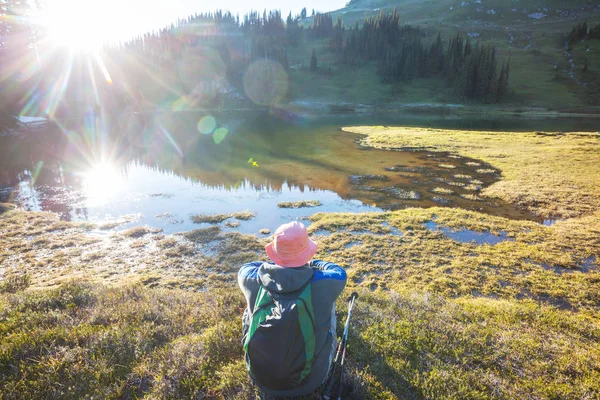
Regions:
[[243, 279, 316, 391]]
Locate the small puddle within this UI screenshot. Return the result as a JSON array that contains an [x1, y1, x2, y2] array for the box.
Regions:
[[381, 222, 403, 236], [581, 256, 596, 272], [424, 221, 515, 245], [542, 219, 558, 226]]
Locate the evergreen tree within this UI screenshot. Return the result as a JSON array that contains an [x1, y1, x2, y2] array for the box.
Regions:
[[286, 12, 302, 46], [310, 49, 318, 71], [330, 17, 344, 52], [589, 24, 600, 40], [312, 13, 333, 38]]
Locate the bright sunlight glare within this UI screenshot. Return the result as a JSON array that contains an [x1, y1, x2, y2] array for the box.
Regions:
[[40, 0, 349, 52], [42, 0, 123, 51], [83, 162, 124, 207]]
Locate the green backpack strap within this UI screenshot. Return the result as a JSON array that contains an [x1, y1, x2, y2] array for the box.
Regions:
[[297, 282, 316, 381], [243, 285, 273, 353]]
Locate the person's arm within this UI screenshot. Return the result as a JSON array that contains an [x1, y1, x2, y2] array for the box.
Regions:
[[238, 261, 262, 310], [309, 259, 347, 299], [310, 260, 345, 275]]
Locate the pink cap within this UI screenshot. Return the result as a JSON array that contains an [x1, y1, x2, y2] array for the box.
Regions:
[[265, 221, 318, 268]]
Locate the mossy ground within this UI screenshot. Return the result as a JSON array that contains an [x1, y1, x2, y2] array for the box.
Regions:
[[277, 200, 323, 208], [1, 129, 600, 399]]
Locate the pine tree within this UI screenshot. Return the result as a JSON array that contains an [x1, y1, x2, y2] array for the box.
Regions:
[[310, 49, 318, 71], [330, 17, 344, 52]]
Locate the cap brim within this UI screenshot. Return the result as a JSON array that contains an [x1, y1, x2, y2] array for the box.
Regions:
[[265, 238, 318, 268]]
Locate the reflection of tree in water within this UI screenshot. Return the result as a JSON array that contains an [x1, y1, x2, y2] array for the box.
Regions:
[[1, 112, 542, 222]]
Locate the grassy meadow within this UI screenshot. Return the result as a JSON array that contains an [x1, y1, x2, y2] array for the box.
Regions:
[[1, 127, 600, 399]]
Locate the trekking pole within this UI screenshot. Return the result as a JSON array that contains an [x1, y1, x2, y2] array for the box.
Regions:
[[323, 292, 358, 400], [336, 292, 358, 400]]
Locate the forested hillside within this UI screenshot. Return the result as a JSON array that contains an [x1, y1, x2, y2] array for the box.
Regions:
[[325, 0, 600, 107], [1, 0, 600, 127]]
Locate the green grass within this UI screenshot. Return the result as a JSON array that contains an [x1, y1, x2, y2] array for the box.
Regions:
[[1, 281, 599, 399], [2, 127, 600, 398]]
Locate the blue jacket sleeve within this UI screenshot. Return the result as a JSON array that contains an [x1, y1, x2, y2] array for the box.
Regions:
[[310, 260, 347, 279], [238, 261, 262, 281], [309, 260, 347, 302], [238, 261, 262, 310]]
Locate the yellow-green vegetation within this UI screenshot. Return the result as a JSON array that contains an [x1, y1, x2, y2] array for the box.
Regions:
[[431, 187, 454, 195], [309, 207, 599, 313], [344, 127, 600, 218], [191, 210, 255, 224], [2, 128, 600, 398], [277, 200, 322, 208], [438, 163, 456, 169]]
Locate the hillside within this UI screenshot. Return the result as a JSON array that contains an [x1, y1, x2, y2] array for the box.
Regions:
[[289, 0, 600, 110]]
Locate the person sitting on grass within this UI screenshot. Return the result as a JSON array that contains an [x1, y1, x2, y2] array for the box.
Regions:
[[238, 221, 347, 398]]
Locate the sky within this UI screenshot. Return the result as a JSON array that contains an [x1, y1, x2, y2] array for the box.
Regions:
[[41, 0, 349, 43]]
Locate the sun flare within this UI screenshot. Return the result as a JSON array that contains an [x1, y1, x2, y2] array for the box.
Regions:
[[83, 162, 124, 207], [42, 1, 110, 52]]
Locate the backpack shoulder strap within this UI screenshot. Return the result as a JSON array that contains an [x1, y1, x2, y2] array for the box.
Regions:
[[243, 285, 274, 352], [296, 281, 316, 381]]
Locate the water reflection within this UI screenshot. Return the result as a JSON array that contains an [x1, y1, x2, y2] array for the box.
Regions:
[[2, 111, 590, 234]]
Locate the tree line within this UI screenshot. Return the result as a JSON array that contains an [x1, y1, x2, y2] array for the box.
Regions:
[[329, 10, 510, 103], [567, 21, 600, 49]]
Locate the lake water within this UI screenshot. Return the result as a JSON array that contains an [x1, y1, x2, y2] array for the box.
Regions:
[[0, 111, 597, 234]]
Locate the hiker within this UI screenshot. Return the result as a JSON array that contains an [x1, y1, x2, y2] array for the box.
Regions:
[[238, 221, 347, 398]]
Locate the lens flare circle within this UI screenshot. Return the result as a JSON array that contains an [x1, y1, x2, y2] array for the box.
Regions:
[[243, 59, 289, 106], [213, 127, 229, 144], [197, 116, 217, 134]]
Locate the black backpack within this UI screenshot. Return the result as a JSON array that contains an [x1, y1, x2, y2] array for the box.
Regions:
[[243, 279, 316, 390]]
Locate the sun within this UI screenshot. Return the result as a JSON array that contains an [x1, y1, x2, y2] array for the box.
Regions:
[[83, 162, 124, 207], [41, 0, 108, 52]]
